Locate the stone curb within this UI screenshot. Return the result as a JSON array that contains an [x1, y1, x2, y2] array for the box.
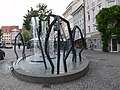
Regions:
[[12, 60, 89, 84]]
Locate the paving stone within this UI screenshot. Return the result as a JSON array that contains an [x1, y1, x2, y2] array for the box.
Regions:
[[0, 49, 120, 90]]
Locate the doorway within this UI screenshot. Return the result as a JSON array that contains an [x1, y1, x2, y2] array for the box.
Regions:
[[110, 38, 118, 52]]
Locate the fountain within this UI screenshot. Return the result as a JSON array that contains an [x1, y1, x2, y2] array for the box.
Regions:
[[12, 14, 89, 84]]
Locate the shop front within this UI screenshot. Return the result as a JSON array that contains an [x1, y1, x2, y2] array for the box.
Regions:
[[86, 32, 102, 50]]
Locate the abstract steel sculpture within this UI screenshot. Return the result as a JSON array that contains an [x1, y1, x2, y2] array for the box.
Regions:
[[14, 14, 85, 75]]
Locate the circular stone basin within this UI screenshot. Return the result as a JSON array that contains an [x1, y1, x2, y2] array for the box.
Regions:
[[12, 54, 89, 84]]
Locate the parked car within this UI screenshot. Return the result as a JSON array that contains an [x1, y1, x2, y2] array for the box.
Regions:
[[5, 44, 13, 49], [0, 45, 3, 48], [0, 43, 4, 48], [0, 49, 5, 60]]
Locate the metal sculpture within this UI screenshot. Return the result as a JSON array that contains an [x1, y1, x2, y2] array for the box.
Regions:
[[14, 32, 26, 60], [31, 14, 47, 69], [14, 14, 85, 74]]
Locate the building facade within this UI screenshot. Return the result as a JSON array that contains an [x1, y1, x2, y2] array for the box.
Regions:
[[85, 0, 120, 52], [63, 1, 74, 39], [71, 0, 85, 48], [1, 26, 20, 46], [71, 1, 84, 37], [63, 0, 85, 48], [11, 29, 20, 44], [63, 0, 120, 51]]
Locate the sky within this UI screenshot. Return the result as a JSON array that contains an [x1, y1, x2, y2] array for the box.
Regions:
[[0, 0, 73, 28]]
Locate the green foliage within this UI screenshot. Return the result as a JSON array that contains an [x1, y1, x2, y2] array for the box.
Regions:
[[37, 3, 52, 34], [22, 3, 52, 45], [117, 27, 120, 43], [37, 3, 52, 20], [96, 5, 120, 52], [23, 7, 38, 30], [22, 29, 31, 44], [23, 3, 52, 32]]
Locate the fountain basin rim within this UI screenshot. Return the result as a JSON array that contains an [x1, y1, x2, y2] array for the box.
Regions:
[[12, 59, 89, 84]]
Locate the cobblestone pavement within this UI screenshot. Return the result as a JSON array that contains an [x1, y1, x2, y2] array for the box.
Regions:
[[0, 48, 120, 90]]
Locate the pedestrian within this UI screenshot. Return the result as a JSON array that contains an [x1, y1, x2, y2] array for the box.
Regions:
[[18, 43, 21, 49], [90, 41, 94, 50]]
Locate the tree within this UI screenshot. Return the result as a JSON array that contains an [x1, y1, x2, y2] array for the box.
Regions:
[[22, 3, 52, 46], [23, 3, 52, 32], [37, 3, 52, 34], [96, 5, 120, 52], [22, 26, 32, 48], [23, 7, 38, 31]]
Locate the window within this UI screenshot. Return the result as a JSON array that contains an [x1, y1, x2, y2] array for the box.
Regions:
[[92, 8, 95, 22], [107, 1, 115, 7], [97, 4, 102, 12], [93, 24, 96, 31], [88, 26, 90, 32], [87, 12, 90, 21]]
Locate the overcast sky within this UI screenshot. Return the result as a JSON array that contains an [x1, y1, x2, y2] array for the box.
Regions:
[[0, 0, 72, 28]]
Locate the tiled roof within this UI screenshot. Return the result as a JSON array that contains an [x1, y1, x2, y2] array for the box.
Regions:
[[1, 26, 19, 32]]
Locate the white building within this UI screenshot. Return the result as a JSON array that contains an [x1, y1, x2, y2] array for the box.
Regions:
[[63, 0, 85, 48], [85, 0, 120, 52], [71, 0, 85, 48], [63, 1, 74, 39], [11, 29, 20, 44], [71, 1, 85, 39], [63, 0, 120, 51]]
